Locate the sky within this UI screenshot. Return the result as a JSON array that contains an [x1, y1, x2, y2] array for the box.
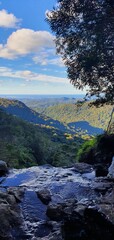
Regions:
[[0, 0, 85, 95]]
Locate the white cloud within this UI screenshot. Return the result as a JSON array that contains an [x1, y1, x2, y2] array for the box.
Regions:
[[0, 9, 21, 28], [33, 55, 65, 67], [33, 48, 65, 67], [0, 29, 54, 59], [0, 67, 68, 84]]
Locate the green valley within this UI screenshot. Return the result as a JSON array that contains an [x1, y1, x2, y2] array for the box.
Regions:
[[0, 98, 82, 168], [23, 98, 113, 135]]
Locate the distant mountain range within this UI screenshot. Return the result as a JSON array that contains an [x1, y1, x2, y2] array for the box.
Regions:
[[0, 97, 111, 136], [0, 98, 67, 132], [21, 98, 113, 136]]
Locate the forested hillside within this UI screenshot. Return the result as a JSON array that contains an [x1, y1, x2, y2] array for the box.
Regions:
[[0, 98, 106, 136], [0, 108, 82, 168], [37, 101, 112, 131], [0, 98, 67, 132], [1, 97, 112, 169], [23, 99, 112, 135], [0, 109, 50, 168]]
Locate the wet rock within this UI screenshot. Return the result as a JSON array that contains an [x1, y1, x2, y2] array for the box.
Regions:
[[47, 199, 77, 222], [108, 156, 114, 178], [46, 203, 64, 221], [0, 165, 114, 239], [36, 221, 62, 240], [48, 230, 62, 240], [0, 190, 22, 240], [62, 196, 114, 240], [0, 161, 8, 177], [7, 187, 25, 203], [35, 222, 52, 238], [36, 188, 51, 205], [85, 206, 114, 239], [37, 230, 62, 240], [62, 203, 87, 240], [47, 220, 61, 232], [0, 191, 16, 205], [73, 163, 94, 174], [92, 180, 113, 195]]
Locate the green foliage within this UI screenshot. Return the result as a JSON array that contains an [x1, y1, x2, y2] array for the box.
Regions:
[[76, 137, 98, 161], [35, 101, 112, 131], [47, 0, 114, 103], [0, 109, 50, 168], [0, 108, 82, 168], [0, 98, 24, 108], [76, 134, 104, 161], [76, 133, 114, 166]]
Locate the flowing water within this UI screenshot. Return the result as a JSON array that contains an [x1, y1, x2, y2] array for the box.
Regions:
[[0, 165, 96, 239]]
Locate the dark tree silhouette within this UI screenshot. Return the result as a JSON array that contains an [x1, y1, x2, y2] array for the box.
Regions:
[[47, 0, 114, 103]]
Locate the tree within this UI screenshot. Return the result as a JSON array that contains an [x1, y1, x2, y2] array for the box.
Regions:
[[47, 0, 114, 103]]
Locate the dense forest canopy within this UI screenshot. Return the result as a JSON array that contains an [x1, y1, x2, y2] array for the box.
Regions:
[[47, 0, 114, 103]]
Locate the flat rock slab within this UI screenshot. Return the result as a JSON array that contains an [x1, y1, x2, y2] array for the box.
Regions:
[[73, 163, 94, 174]]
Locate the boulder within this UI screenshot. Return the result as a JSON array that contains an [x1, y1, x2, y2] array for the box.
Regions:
[[0, 160, 8, 176], [62, 193, 114, 240], [92, 178, 113, 195], [0, 189, 22, 239], [84, 206, 114, 239], [73, 163, 94, 174], [36, 188, 51, 205], [47, 199, 77, 222], [46, 203, 64, 221], [7, 187, 25, 203]]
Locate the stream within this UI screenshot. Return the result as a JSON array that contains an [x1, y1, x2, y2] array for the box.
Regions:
[[0, 165, 96, 240]]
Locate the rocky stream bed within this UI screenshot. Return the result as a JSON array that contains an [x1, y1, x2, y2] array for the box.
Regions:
[[0, 163, 114, 240]]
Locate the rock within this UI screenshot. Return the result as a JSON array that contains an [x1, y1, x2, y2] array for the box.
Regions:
[[92, 180, 113, 195], [0, 189, 22, 240], [62, 203, 87, 240], [108, 156, 114, 178], [46, 203, 64, 221], [36, 188, 51, 205], [48, 230, 62, 240], [7, 187, 25, 203], [37, 230, 62, 240], [95, 163, 108, 177], [79, 134, 114, 177], [0, 161, 8, 177], [47, 199, 78, 222], [62, 194, 114, 240], [73, 163, 94, 174], [85, 206, 114, 239]]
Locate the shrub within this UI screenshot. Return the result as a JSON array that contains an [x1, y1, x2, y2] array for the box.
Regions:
[[76, 137, 98, 162]]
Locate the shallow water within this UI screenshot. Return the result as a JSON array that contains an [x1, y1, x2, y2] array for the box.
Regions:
[[1, 165, 93, 187], [0, 165, 96, 239]]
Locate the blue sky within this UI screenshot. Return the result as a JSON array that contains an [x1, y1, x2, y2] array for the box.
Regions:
[[0, 0, 85, 95]]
